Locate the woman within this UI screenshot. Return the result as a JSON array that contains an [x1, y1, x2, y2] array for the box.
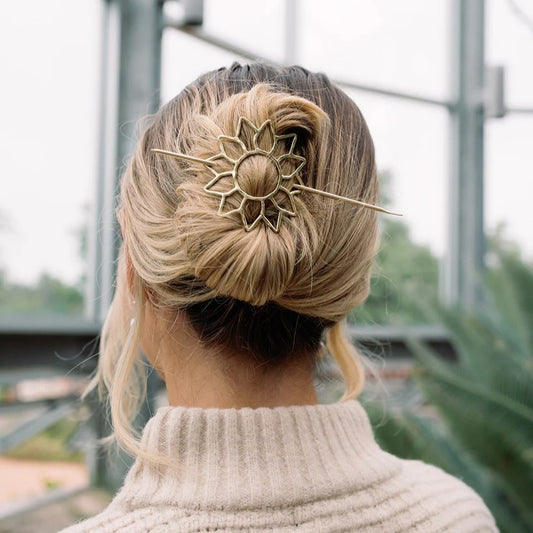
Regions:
[[61, 63, 497, 532]]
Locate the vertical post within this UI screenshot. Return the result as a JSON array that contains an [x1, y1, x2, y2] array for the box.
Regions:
[[445, 0, 486, 310], [284, 0, 299, 65], [88, 0, 120, 322], [94, 0, 162, 323], [92, 0, 163, 490], [86, 0, 116, 321]]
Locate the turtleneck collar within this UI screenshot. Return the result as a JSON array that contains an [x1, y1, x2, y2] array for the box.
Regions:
[[112, 400, 401, 512]]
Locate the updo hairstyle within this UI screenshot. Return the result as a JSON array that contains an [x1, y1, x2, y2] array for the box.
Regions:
[[91, 63, 380, 456]]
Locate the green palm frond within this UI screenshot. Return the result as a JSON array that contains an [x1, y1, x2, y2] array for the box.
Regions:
[[364, 400, 531, 533], [410, 341, 533, 517], [367, 244, 533, 532]]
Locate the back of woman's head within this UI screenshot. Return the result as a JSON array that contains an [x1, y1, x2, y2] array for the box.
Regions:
[[95, 62, 380, 455]]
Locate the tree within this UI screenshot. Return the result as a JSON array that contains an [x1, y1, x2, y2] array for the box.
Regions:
[[0, 206, 88, 317], [0, 273, 83, 316], [351, 215, 440, 325]]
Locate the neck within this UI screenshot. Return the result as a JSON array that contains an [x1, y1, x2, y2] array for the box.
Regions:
[[163, 349, 319, 409], [142, 305, 319, 409]]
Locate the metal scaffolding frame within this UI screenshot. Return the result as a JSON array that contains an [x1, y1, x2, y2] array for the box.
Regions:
[[2, 0, 531, 335], [81, 0, 533, 490], [89, 0, 164, 491], [446, 0, 486, 310], [162, 0, 531, 311], [59, 0, 533, 463]]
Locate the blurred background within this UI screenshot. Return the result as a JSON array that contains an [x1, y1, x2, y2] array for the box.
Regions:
[[0, 1, 532, 531]]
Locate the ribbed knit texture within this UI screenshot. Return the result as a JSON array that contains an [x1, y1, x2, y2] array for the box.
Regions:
[[60, 400, 498, 532]]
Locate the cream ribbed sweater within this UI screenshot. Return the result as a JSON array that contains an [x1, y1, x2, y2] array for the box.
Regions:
[[60, 400, 498, 532]]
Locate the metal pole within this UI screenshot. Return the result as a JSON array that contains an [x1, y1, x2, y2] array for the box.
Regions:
[[85, 0, 115, 321], [284, 0, 298, 65], [506, 106, 533, 114], [333, 78, 453, 109], [444, 0, 486, 310], [95, 0, 162, 323], [95, 0, 121, 322], [166, 23, 453, 109], [93, 0, 163, 491]]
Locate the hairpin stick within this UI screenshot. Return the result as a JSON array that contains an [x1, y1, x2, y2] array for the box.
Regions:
[[293, 184, 402, 216], [151, 118, 403, 230], [151, 149, 216, 167]]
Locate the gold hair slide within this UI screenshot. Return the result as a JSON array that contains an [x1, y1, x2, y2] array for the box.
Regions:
[[151, 117, 401, 232]]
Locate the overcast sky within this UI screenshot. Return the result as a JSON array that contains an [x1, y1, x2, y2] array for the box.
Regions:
[[1, 0, 532, 286]]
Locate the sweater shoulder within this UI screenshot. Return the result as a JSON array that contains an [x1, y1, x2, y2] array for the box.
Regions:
[[57, 507, 126, 533], [388, 457, 498, 532], [57, 506, 183, 533], [58, 460, 499, 533]]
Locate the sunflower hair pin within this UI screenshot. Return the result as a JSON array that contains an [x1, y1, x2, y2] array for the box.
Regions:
[[151, 117, 401, 232]]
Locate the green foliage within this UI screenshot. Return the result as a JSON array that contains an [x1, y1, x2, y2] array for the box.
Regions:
[[364, 402, 528, 532], [351, 219, 439, 326], [365, 243, 533, 532], [349, 170, 440, 325], [0, 205, 88, 316], [6, 417, 84, 462], [366, 402, 497, 492], [0, 271, 84, 316]]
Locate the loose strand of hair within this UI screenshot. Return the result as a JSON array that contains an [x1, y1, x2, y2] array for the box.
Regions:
[[326, 321, 365, 400]]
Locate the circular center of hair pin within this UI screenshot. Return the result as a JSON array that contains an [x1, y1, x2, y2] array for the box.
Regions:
[[234, 153, 282, 200]]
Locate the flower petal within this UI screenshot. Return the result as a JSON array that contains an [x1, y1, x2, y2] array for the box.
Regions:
[[263, 199, 285, 232], [278, 154, 306, 180], [263, 213, 281, 232], [204, 171, 235, 196], [236, 117, 258, 152], [271, 187, 297, 216], [218, 189, 244, 216], [218, 136, 246, 161], [206, 154, 235, 176], [254, 120, 276, 153], [271, 133, 297, 158], [240, 199, 262, 230]]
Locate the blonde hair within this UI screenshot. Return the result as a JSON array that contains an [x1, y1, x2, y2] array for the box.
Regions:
[[88, 63, 380, 458]]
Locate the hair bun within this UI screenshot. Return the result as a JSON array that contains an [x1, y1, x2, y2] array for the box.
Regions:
[[174, 85, 329, 306]]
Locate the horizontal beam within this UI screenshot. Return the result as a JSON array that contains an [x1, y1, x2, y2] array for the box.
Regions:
[[0, 485, 90, 522], [0, 395, 79, 411], [505, 106, 533, 114], [0, 324, 448, 369], [0, 332, 99, 372], [349, 323, 447, 341], [167, 24, 453, 109], [0, 317, 99, 336], [166, 23, 269, 61], [0, 400, 78, 453], [332, 78, 453, 108]]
